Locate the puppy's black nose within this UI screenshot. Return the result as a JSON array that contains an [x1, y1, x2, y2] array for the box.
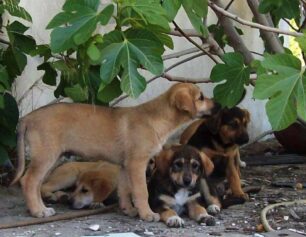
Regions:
[[237, 133, 249, 145], [183, 176, 192, 186]]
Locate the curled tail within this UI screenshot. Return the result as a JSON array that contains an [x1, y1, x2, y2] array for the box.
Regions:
[[10, 120, 27, 185]]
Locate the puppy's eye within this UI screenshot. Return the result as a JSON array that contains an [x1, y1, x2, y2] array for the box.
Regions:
[[199, 93, 204, 101], [192, 163, 200, 171], [173, 161, 183, 170], [81, 188, 88, 193], [229, 121, 238, 128]]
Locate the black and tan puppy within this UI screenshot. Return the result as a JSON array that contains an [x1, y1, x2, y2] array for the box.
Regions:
[[10, 83, 215, 220], [180, 106, 250, 214], [148, 145, 216, 227]]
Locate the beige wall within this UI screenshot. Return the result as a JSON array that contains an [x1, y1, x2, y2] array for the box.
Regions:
[[12, 0, 272, 141]]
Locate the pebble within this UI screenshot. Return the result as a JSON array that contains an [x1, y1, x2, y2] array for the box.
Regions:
[[55, 233, 61, 236], [253, 234, 264, 237], [283, 215, 289, 221], [89, 224, 100, 231], [144, 230, 154, 236]]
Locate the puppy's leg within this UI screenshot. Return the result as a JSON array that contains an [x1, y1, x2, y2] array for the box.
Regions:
[[21, 145, 60, 218], [160, 208, 184, 228], [226, 158, 248, 200], [200, 179, 221, 215], [187, 200, 216, 226], [117, 168, 138, 217], [126, 158, 160, 222]]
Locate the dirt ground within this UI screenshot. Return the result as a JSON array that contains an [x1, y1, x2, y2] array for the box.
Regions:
[[0, 140, 306, 237]]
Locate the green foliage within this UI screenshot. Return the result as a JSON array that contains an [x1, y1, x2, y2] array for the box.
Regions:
[[211, 53, 250, 108], [0, 1, 33, 164], [258, 0, 300, 25], [253, 54, 306, 131]]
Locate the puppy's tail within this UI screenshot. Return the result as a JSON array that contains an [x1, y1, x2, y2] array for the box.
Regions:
[[10, 119, 27, 186]]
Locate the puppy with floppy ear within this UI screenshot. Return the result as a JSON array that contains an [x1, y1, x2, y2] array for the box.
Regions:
[[11, 82, 215, 220], [181, 107, 251, 214], [148, 145, 216, 228]]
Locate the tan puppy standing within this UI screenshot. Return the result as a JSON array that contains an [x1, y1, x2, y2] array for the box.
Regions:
[[11, 83, 215, 221]]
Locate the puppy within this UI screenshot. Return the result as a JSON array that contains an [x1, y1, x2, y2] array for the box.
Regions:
[[148, 145, 216, 228], [180, 107, 250, 214], [41, 161, 119, 209], [11, 83, 215, 219]]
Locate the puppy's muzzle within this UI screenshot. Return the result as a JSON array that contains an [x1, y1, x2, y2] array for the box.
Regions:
[[183, 175, 192, 187], [236, 132, 249, 145]]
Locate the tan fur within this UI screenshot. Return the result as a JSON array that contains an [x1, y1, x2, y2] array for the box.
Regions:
[[11, 83, 215, 220]]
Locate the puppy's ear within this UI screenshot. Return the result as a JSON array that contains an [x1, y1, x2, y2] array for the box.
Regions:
[[206, 112, 222, 134], [242, 109, 251, 123], [199, 151, 214, 177], [155, 146, 177, 176], [172, 90, 196, 117]]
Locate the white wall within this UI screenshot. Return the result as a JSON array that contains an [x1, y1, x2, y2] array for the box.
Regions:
[[12, 0, 271, 141]]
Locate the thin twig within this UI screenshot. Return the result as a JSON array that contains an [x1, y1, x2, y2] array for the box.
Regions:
[[161, 74, 212, 83], [162, 46, 207, 61], [282, 18, 299, 31], [208, 1, 303, 37], [250, 50, 264, 56], [17, 77, 42, 106], [169, 29, 201, 37], [172, 21, 220, 64]]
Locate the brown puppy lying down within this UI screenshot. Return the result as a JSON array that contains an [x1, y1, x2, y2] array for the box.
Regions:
[[180, 107, 250, 214], [41, 161, 119, 209], [11, 83, 215, 220], [148, 145, 216, 227]]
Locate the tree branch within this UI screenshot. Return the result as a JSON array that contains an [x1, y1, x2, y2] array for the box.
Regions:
[[162, 46, 207, 61], [210, 0, 254, 65], [208, 1, 303, 37], [282, 18, 299, 31], [246, 0, 285, 54], [169, 29, 201, 37], [172, 21, 220, 63]]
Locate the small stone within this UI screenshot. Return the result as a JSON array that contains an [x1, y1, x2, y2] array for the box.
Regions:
[[277, 226, 281, 230], [253, 234, 264, 237], [296, 183, 303, 190], [89, 224, 100, 231], [231, 223, 236, 226], [244, 220, 248, 224], [283, 216, 289, 221], [55, 233, 61, 236], [256, 224, 264, 232], [144, 230, 154, 236]]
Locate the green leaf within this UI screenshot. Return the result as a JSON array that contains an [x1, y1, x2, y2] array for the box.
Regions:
[[0, 65, 10, 90], [258, 0, 299, 24], [0, 127, 16, 149], [49, 2, 113, 53], [0, 145, 10, 165], [254, 53, 306, 130], [37, 62, 58, 86], [30, 44, 52, 60], [3, 46, 27, 78], [121, 0, 170, 31], [210, 52, 250, 108], [98, 77, 122, 103], [87, 42, 101, 61], [182, 0, 208, 37], [3, 0, 32, 22], [162, 0, 181, 21], [97, 4, 114, 25], [100, 29, 164, 97], [64, 84, 88, 102], [295, 33, 306, 53], [0, 93, 19, 132]]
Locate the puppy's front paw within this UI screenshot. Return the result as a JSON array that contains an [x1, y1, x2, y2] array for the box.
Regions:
[[198, 214, 216, 226], [90, 202, 105, 209], [33, 207, 56, 218], [139, 210, 160, 222], [235, 192, 249, 201], [122, 206, 138, 217], [166, 215, 184, 228], [239, 161, 246, 168], [207, 204, 221, 215]]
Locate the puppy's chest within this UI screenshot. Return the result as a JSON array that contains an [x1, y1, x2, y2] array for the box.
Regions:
[[160, 189, 200, 215]]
